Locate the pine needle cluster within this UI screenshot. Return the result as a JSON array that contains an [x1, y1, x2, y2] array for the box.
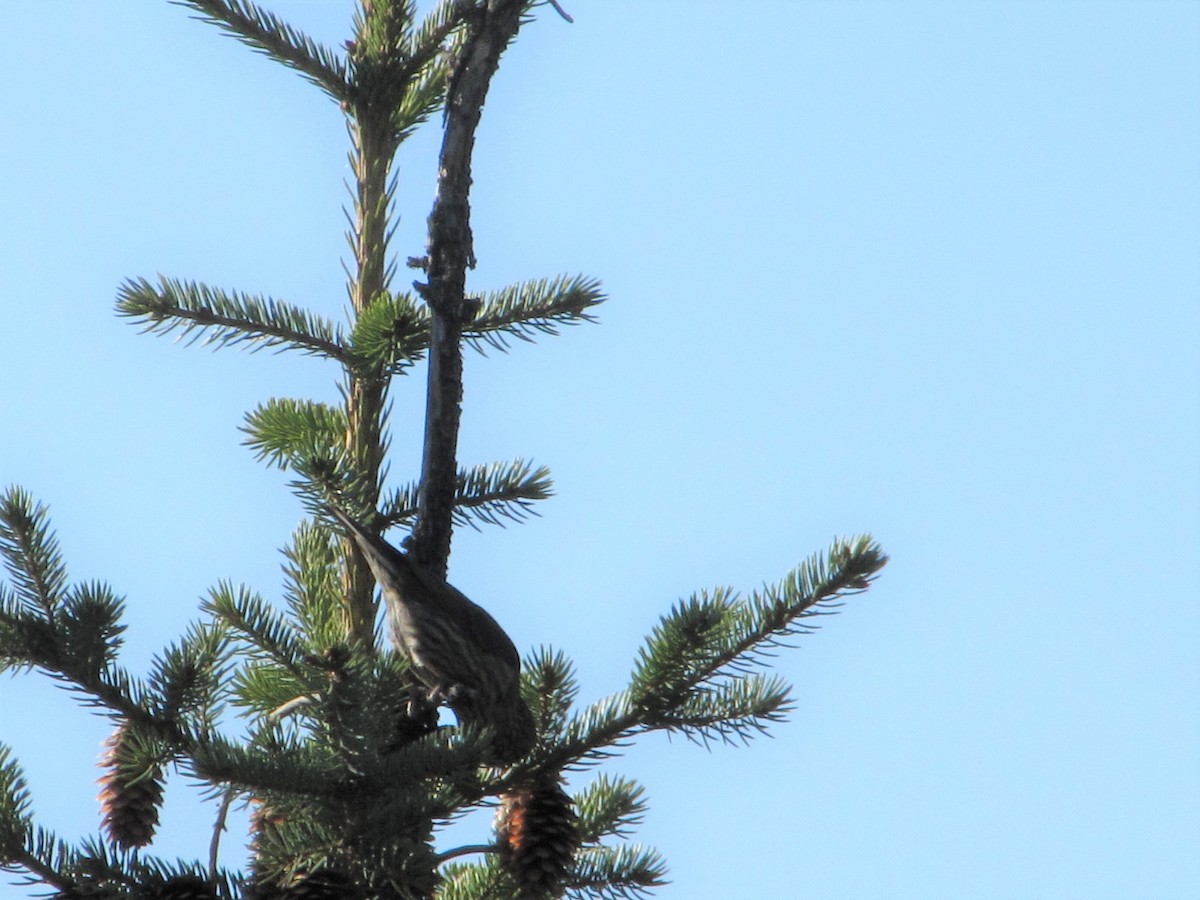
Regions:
[[0, 2, 886, 899]]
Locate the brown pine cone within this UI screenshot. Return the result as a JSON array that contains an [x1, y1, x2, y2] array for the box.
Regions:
[[97, 723, 164, 850], [496, 775, 580, 898]]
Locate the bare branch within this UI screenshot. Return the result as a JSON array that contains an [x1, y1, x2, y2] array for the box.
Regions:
[[412, 1, 531, 575]]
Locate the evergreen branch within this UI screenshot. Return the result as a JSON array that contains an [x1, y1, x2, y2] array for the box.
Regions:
[[242, 399, 350, 471], [290, 445, 383, 533], [0, 487, 67, 618], [523, 646, 580, 743], [90, 677, 156, 729], [565, 844, 669, 900], [437, 858, 507, 900], [291, 440, 389, 530], [0, 826, 78, 894], [544, 538, 886, 771], [402, 0, 471, 79], [307, 644, 377, 777], [339, 0, 421, 647], [628, 587, 739, 716], [652, 674, 793, 747], [57, 582, 127, 682], [374, 481, 419, 528], [178, 0, 352, 103], [554, 692, 637, 771], [573, 775, 648, 844], [190, 734, 338, 797], [393, 42, 456, 142], [345, 0, 476, 147], [116, 275, 346, 360], [130, 865, 234, 900], [0, 562, 162, 740], [82, 666, 151, 724], [745, 535, 888, 648], [344, 117, 401, 311], [0, 491, 158, 727], [49, 657, 167, 737], [346, 291, 429, 377], [230, 660, 312, 720], [0, 784, 143, 895], [346, 0, 416, 102], [245, 803, 345, 889], [452, 458, 553, 528], [386, 3, 476, 142], [203, 582, 307, 673], [629, 536, 887, 721], [373, 725, 495, 796], [73, 836, 224, 896], [0, 744, 32, 866], [0, 579, 141, 716], [282, 521, 354, 651], [0, 587, 60, 674], [76, 836, 182, 889], [466, 274, 605, 353], [380, 459, 554, 530], [147, 621, 232, 727]]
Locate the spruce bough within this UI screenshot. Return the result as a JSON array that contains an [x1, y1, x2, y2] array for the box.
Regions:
[[0, 2, 887, 898]]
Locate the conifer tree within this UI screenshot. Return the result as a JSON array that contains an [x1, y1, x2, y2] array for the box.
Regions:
[[0, 3, 887, 899]]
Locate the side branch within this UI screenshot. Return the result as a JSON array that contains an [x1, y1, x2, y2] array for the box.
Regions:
[[413, 0, 529, 574], [116, 277, 346, 361], [540, 537, 889, 771], [181, 0, 352, 103]]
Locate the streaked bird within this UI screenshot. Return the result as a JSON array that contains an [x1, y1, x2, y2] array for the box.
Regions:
[[327, 504, 536, 764]]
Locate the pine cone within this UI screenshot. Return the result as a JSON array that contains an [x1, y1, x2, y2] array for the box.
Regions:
[[97, 723, 165, 850], [496, 775, 580, 898]]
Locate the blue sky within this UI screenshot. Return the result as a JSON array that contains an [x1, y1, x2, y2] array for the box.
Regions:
[[1, 2, 1197, 898]]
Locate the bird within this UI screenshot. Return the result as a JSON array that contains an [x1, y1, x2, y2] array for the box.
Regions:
[[325, 504, 536, 764]]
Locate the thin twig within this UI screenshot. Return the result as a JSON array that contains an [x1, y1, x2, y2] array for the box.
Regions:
[[546, 0, 574, 23], [434, 843, 498, 865], [210, 786, 237, 878]]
